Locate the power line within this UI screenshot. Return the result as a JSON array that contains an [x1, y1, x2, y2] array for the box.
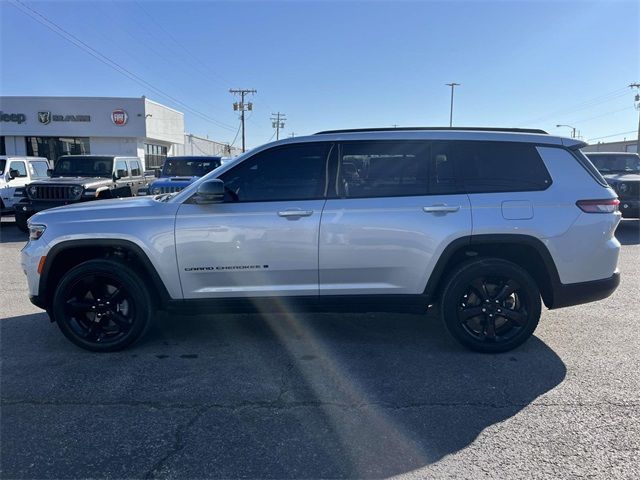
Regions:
[[230, 89, 257, 152], [270, 112, 286, 140], [10, 0, 237, 134], [587, 130, 636, 142]]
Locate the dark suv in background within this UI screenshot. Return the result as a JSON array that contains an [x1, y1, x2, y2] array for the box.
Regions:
[[585, 152, 640, 218]]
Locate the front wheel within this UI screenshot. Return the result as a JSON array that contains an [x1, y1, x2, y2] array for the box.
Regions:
[[440, 258, 541, 353], [52, 259, 154, 352]]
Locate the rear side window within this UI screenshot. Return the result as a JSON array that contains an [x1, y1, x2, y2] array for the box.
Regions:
[[338, 141, 429, 198], [454, 141, 552, 193], [130, 160, 142, 177]]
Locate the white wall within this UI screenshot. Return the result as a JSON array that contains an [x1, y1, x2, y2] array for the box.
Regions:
[[144, 98, 184, 144], [170, 134, 240, 157]]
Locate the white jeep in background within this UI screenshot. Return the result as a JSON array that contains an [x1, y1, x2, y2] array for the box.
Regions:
[[0, 156, 50, 213], [21, 127, 621, 353]]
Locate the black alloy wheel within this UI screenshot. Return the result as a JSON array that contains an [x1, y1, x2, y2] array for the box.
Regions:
[[441, 258, 541, 353], [53, 259, 153, 351]]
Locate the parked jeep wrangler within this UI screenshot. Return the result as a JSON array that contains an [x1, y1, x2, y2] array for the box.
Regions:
[[15, 155, 150, 232], [22, 128, 621, 353], [584, 152, 640, 218], [0, 156, 50, 214], [139, 156, 222, 196]]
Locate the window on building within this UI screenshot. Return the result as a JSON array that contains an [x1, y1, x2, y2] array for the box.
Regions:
[[0, 136, 5, 156], [25, 137, 90, 164], [145, 144, 168, 169]]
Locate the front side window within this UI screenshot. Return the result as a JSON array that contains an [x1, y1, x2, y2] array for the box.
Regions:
[[29, 161, 50, 178], [9, 161, 27, 177], [219, 143, 330, 202], [338, 141, 430, 198], [115, 160, 129, 178], [454, 141, 552, 193]]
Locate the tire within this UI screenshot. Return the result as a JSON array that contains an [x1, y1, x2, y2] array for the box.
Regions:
[[52, 259, 154, 352], [440, 258, 542, 353], [14, 211, 29, 233]]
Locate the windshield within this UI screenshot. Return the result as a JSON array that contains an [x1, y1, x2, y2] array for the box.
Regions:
[[30, 161, 50, 178], [587, 154, 640, 174], [162, 158, 221, 177], [0, 160, 5, 175], [53, 156, 114, 177]]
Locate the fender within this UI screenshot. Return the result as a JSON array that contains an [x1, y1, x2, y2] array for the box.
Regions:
[[38, 238, 172, 309]]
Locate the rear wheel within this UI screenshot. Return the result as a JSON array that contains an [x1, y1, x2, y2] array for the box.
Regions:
[[440, 258, 541, 353], [52, 259, 154, 352]]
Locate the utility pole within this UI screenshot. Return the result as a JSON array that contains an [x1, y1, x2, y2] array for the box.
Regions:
[[556, 124, 577, 138], [445, 82, 460, 127], [289, 132, 296, 138], [630, 83, 640, 154], [271, 112, 286, 140], [229, 88, 257, 152]]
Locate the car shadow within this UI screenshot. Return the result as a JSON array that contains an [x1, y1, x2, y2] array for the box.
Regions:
[[1, 309, 566, 478], [615, 219, 640, 245]]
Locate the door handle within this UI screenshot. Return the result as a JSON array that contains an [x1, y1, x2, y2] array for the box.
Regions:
[[278, 209, 314, 218], [423, 205, 461, 213]]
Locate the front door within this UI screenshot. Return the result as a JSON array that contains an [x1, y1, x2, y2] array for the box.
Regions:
[[175, 142, 333, 299]]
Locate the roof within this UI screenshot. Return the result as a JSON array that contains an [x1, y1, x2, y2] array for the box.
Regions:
[[315, 127, 548, 135]]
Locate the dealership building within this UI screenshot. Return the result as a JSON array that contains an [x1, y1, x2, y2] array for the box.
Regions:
[[0, 96, 239, 169]]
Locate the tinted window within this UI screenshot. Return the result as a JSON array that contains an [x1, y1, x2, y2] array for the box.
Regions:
[[454, 141, 551, 192], [130, 160, 142, 177], [163, 158, 221, 177], [338, 142, 429, 198], [115, 160, 129, 178], [9, 161, 27, 177], [0, 159, 5, 175], [220, 143, 330, 202], [29, 161, 50, 178], [54, 156, 114, 177], [586, 153, 640, 174]]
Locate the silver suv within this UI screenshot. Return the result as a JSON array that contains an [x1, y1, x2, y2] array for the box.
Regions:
[[21, 128, 621, 353]]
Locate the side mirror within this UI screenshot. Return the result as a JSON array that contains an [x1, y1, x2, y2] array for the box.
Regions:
[[47, 169, 53, 177], [154, 169, 161, 178], [194, 179, 224, 204], [8, 169, 18, 180]]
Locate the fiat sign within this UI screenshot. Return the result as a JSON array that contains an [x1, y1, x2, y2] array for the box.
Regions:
[[111, 109, 128, 126]]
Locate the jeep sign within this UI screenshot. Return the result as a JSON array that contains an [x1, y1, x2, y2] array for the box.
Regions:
[[111, 109, 128, 126], [0, 112, 27, 124]]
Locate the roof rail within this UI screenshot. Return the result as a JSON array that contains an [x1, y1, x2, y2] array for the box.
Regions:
[[314, 127, 549, 135]]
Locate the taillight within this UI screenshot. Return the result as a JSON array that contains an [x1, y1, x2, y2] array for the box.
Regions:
[[576, 198, 620, 213]]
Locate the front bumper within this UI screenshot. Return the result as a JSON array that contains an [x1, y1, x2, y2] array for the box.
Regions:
[[550, 271, 620, 309]]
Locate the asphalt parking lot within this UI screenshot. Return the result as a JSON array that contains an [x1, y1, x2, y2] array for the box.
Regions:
[[1, 216, 639, 479]]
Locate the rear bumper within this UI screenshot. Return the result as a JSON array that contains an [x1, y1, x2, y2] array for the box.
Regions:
[[549, 271, 620, 309]]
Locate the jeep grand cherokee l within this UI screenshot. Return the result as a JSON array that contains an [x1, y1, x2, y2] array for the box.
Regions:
[[21, 127, 621, 353]]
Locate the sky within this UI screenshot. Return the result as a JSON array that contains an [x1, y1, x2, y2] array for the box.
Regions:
[[1, 0, 638, 149]]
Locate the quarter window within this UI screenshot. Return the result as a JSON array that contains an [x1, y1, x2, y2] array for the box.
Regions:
[[219, 143, 330, 202], [338, 142, 430, 198], [453, 141, 551, 192]]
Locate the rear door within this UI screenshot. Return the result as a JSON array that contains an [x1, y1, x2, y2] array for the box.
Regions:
[[319, 140, 472, 296]]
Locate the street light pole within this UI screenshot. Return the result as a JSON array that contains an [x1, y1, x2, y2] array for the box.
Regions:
[[556, 124, 577, 138], [445, 83, 460, 127]]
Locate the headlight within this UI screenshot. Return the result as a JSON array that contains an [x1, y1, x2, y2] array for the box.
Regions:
[[151, 187, 162, 195], [138, 188, 148, 196], [28, 186, 38, 197], [71, 186, 83, 197], [618, 183, 629, 194], [28, 224, 46, 241]]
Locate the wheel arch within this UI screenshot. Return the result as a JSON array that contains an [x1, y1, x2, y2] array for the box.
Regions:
[[39, 239, 171, 310], [424, 234, 562, 308]]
